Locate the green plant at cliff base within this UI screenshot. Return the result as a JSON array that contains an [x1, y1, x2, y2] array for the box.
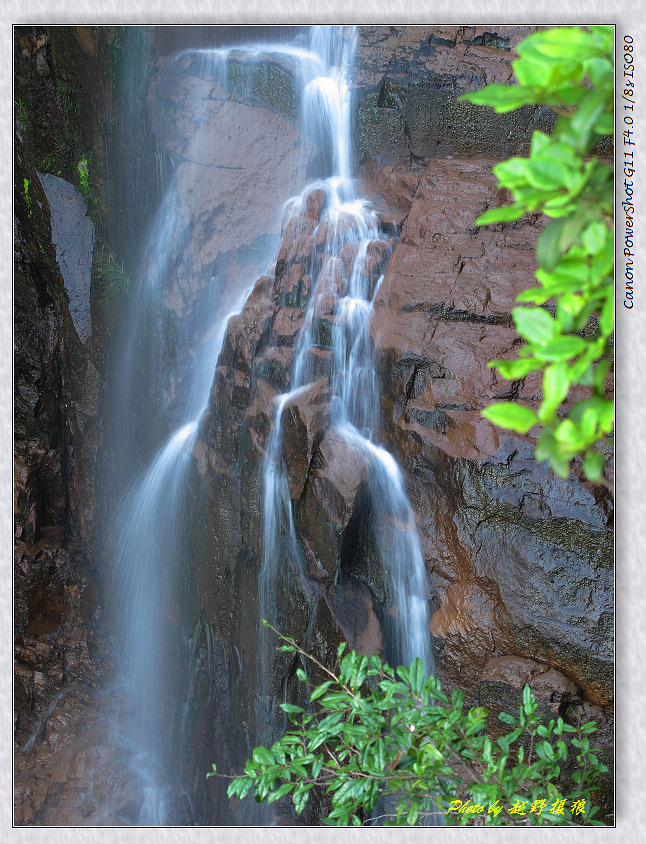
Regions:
[[461, 26, 614, 483], [208, 624, 607, 826]]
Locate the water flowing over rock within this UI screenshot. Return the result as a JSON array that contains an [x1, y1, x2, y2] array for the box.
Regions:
[[14, 24, 613, 827]]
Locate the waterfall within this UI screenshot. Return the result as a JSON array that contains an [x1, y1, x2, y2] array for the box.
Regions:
[[105, 24, 432, 826], [105, 35, 305, 823], [260, 25, 433, 694]]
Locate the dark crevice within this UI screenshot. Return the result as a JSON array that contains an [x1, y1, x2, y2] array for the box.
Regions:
[[401, 301, 513, 326]]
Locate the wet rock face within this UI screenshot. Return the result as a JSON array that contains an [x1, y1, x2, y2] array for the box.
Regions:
[[13, 536, 107, 824], [37, 173, 95, 343], [371, 157, 613, 708], [354, 26, 555, 166], [144, 50, 313, 424], [14, 27, 112, 825], [14, 26, 111, 546]]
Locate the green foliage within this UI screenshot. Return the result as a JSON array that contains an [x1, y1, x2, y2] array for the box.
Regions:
[[209, 625, 607, 826], [97, 246, 131, 306], [16, 97, 30, 135], [77, 155, 93, 203], [23, 177, 32, 218], [461, 26, 614, 482], [55, 79, 76, 119], [40, 140, 67, 176]]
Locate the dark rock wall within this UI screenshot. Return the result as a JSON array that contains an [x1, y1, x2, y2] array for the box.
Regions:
[[14, 26, 131, 824]]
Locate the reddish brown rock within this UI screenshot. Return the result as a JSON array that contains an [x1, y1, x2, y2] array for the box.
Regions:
[[430, 581, 514, 696], [272, 307, 305, 347], [309, 256, 344, 316], [324, 580, 384, 659], [220, 274, 276, 378], [360, 161, 423, 225], [309, 428, 374, 531], [276, 210, 319, 272], [245, 378, 280, 459], [297, 428, 374, 580], [481, 655, 580, 708], [280, 378, 331, 500]]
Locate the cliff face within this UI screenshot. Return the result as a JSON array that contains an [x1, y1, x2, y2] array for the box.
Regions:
[[351, 26, 613, 711], [13, 27, 179, 825], [14, 26, 109, 823]]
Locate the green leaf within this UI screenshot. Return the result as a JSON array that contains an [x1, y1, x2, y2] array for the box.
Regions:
[[554, 418, 583, 448], [540, 363, 570, 421], [536, 219, 567, 271], [267, 782, 294, 803], [582, 221, 608, 255], [494, 157, 530, 187], [482, 402, 538, 434], [281, 703, 306, 714], [512, 306, 557, 344], [253, 746, 275, 766], [583, 451, 605, 483], [461, 84, 537, 112], [542, 741, 555, 760], [570, 89, 607, 149], [531, 131, 551, 155], [410, 657, 425, 694], [525, 158, 570, 191], [491, 357, 543, 379], [523, 27, 592, 61], [406, 803, 419, 825], [476, 204, 525, 225], [511, 308, 558, 344], [522, 685, 533, 708], [594, 114, 614, 135], [533, 336, 587, 362], [600, 293, 614, 337], [310, 680, 335, 702]]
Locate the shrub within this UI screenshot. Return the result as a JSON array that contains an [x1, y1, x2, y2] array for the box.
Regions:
[[209, 625, 608, 826]]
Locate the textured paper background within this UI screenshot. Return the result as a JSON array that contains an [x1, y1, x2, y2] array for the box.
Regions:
[[3, 4, 642, 840]]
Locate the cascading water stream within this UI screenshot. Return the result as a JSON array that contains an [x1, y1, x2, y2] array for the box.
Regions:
[[106, 38, 310, 823], [108, 261, 251, 822], [259, 25, 433, 719]]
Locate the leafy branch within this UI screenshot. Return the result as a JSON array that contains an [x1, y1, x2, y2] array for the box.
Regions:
[[208, 624, 608, 826], [461, 26, 614, 483]]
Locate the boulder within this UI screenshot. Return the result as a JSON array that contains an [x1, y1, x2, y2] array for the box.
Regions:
[[280, 378, 331, 499]]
